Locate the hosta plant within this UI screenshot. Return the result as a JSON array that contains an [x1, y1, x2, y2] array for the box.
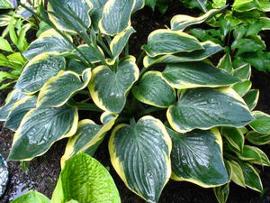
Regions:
[[1, 0, 270, 202]]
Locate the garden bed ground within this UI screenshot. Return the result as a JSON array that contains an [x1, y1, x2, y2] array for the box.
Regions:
[[1, 3, 270, 203]]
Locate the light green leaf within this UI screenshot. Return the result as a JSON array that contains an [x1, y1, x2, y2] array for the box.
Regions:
[[0, 154, 8, 197], [212, 0, 226, 8], [11, 191, 50, 203], [0, 0, 15, 9], [89, 56, 139, 113], [109, 116, 172, 202], [132, 71, 176, 108], [5, 96, 37, 131], [246, 131, 270, 145], [99, 0, 135, 36], [143, 29, 203, 57], [23, 29, 73, 60], [110, 26, 136, 61], [239, 162, 263, 192], [37, 69, 91, 108], [48, 0, 93, 33], [232, 0, 259, 12], [16, 54, 66, 94], [214, 184, 230, 203], [243, 89, 259, 111], [52, 153, 120, 203], [171, 8, 222, 31], [0, 90, 26, 121], [232, 80, 252, 97], [217, 53, 233, 74], [249, 111, 270, 134], [221, 127, 244, 152], [143, 41, 223, 67], [62, 114, 117, 162], [162, 62, 239, 89], [233, 64, 251, 81], [169, 128, 229, 187], [167, 88, 254, 133], [8, 105, 78, 161], [0, 37, 13, 52], [227, 160, 246, 187]]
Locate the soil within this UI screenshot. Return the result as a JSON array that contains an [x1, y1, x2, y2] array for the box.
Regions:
[[1, 2, 270, 203]]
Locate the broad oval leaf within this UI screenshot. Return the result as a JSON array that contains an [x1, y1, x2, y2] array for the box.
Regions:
[[37, 69, 91, 108], [52, 153, 120, 203], [132, 71, 176, 108], [249, 111, 270, 134], [0, 154, 8, 197], [163, 62, 239, 89], [62, 115, 117, 162], [168, 128, 229, 187], [16, 54, 66, 94], [8, 105, 78, 161], [143, 29, 203, 57], [143, 41, 223, 67], [89, 56, 139, 113], [171, 8, 222, 31], [23, 29, 73, 60], [73, 44, 105, 64], [0, 90, 26, 121], [99, 0, 135, 36], [11, 191, 50, 203], [48, 0, 93, 33], [109, 116, 172, 202], [5, 96, 37, 131], [167, 88, 254, 133]]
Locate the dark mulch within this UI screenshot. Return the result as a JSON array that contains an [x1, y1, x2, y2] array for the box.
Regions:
[[1, 2, 270, 203]]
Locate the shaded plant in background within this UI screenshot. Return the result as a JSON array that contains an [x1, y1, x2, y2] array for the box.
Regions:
[[0, 0, 270, 203]]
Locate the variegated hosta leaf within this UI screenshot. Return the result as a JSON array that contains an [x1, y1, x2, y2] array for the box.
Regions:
[[52, 153, 120, 203], [11, 191, 50, 203], [249, 111, 270, 134], [99, 0, 135, 36], [233, 64, 251, 81], [143, 41, 223, 67], [226, 160, 246, 187], [5, 96, 37, 131], [48, 0, 93, 33], [16, 54, 66, 94], [238, 162, 263, 192], [0, 90, 26, 121], [89, 56, 139, 113], [110, 27, 136, 61], [168, 128, 229, 187], [0, 154, 8, 197], [214, 184, 230, 203], [109, 116, 172, 202], [221, 127, 244, 152], [162, 62, 239, 89], [74, 44, 105, 64], [143, 29, 203, 57], [62, 113, 118, 162], [246, 131, 270, 145], [23, 29, 73, 60], [171, 8, 222, 31], [37, 69, 91, 108], [167, 88, 254, 133], [132, 71, 176, 108], [232, 80, 252, 97], [8, 105, 78, 161], [237, 145, 270, 166], [243, 89, 259, 111]]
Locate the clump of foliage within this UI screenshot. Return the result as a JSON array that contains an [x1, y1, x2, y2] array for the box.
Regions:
[[0, 0, 43, 89], [1, 0, 270, 203]]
